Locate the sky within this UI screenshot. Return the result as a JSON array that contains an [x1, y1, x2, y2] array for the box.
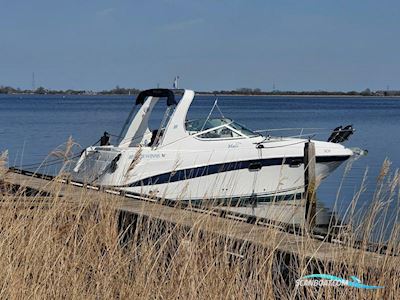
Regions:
[[0, 0, 399, 91]]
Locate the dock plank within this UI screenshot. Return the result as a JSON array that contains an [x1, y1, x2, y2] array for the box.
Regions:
[[2, 171, 399, 272]]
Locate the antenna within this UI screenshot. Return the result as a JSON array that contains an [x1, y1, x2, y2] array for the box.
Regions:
[[32, 72, 36, 91], [173, 76, 180, 89]]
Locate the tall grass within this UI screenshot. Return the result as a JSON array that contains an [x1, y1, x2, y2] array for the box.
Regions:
[[0, 153, 399, 299]]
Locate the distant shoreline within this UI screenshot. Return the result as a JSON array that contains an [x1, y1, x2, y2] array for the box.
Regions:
[[197, 93, 400, 98], [2, 92, 400, 98], [2, 86, 400, 98], [2, 84, 400, 97]]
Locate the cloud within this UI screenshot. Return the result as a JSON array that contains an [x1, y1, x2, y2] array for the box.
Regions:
[[96, 8, 115, 18], [162, 18, 204, 32]]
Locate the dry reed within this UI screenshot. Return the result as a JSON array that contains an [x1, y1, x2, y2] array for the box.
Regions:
[[0, 152, 399, 299]]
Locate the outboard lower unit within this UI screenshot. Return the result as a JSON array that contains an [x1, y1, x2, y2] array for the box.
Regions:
[[327, 125, 354, 143]]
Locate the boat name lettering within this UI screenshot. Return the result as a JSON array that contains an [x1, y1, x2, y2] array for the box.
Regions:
[[141, 153, 166, 159], [228, 142, 240, 148]]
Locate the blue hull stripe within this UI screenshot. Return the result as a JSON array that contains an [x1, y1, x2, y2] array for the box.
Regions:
[[127, 155, 349, 187], [184, 192, 304, 206]]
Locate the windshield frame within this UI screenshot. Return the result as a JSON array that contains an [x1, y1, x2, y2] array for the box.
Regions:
[[186, 118, 260, 140]]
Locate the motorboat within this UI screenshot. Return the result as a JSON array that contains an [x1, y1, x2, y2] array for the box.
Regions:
[[72, 89, 356, 205]]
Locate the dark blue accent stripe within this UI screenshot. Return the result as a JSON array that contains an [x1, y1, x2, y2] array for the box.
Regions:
[[127, 155, 349, 187], [185, 192, 304, 206], [316, 155, 349, 163], [128, 156, 350, 187]]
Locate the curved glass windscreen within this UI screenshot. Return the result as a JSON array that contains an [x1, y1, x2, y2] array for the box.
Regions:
[[198, 127, 241, 139], [186, 118, 228, 132], [228, 121, 259, 137], [185, 118, 259, 138]]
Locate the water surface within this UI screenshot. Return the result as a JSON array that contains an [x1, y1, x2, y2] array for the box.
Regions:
[[1, 94, 399, 225]]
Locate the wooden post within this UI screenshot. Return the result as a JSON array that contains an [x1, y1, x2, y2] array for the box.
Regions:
[[304, 141, 317, 232]]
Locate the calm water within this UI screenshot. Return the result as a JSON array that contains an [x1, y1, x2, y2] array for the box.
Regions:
[[1, 94, 400, 223]]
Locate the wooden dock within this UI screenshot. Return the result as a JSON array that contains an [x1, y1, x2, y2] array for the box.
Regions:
[[1, 169, 399, 272]]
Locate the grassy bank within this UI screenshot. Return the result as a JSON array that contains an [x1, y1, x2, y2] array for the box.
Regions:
[[0, 156, 399, 299]]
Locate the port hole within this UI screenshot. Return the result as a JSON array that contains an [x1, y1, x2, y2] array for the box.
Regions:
[[248, 162, 262, 171], [288, 158, 302, 168]]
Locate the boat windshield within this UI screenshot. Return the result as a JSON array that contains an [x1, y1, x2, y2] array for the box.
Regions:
[[185, 118, 259, 138]]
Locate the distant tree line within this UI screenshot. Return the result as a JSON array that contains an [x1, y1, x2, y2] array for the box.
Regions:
[[1, 85, 400, 96], [203, 88, 400, 96], [98, 86, 140, 95], [0, 85, 141, 95], [0, 86, 91, 95]]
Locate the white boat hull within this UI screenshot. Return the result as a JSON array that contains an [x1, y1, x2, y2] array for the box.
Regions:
[[71, 89, 355, 205], [72, 139, 351, 204]]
